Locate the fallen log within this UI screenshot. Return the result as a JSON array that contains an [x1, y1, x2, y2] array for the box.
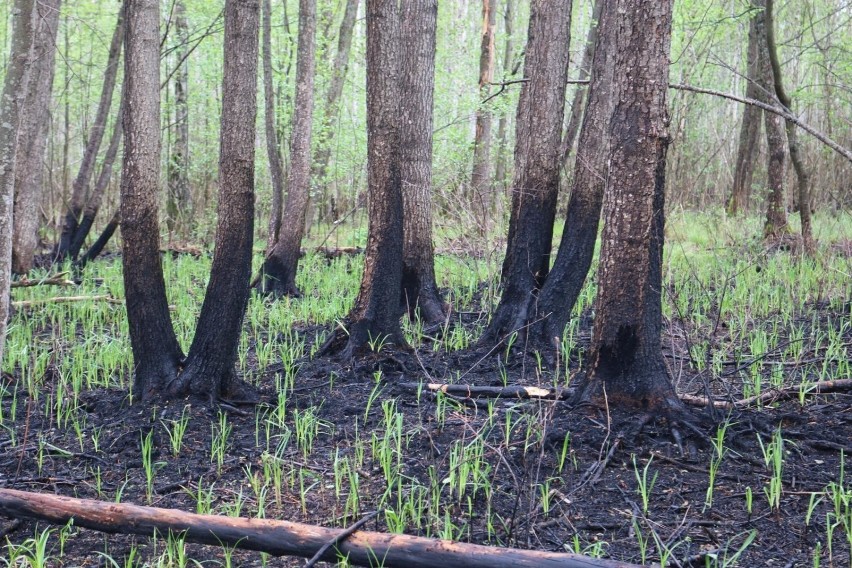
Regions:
[[400, 382, 573, 400], [12, 294, 124, 308], [0, 489, 638, 568], [680, 378, 852, 409], [11, 272, 75, 288]]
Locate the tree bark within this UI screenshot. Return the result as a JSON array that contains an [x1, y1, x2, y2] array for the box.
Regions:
[[0, 489, 639, 568], [0, 0, 35, 368], [493, 0, 514, 192], [527, 0, 616, 352], [173, 0, 259, 399], [399, 0, 445, 325], [261, 0, 285, 251], [470, 0, 497, 234], [78, 210, 120, 268], [331, 0, 405, 357], [727, 8, 762, 216], [57, 5, 125, 260], [166, 0, 192, 236], [261, 0, 316, 298], [122, 0, 184, 401], [12, 0, 62, 274], [311, 0, 359, 221], [765, 0, 812, 250], [572, 0, 686, 418], [478, 0, 572, 349]]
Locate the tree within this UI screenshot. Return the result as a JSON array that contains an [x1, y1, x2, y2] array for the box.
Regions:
[[727, 7, 762, 216], [399, 0, 445, 325], [478, 0, 572, 348], [0, 0, 35, 369], [166, 0, 192, 236], [57, 5, 125, 261], [122, 0, 259, 402], [261, 0, 285, 251], [469, 0, 497, 234], [493, 0, 514, 191], [324, 0, 404, 358], [260, 0, 317, 298], [12, 0, 62, 274], [571, 0, 691, 423]]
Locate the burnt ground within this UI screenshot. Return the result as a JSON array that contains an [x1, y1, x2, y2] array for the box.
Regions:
[[0, 301, 850, 567]]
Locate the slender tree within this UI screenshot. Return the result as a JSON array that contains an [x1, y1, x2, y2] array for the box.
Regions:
[[478, 0, 572, 348], [260, 0, 317, 297], [57, 5, 125, 260], [470, 0, 497, 234], [493, 0, 514, 191], [572, 0, 692, 424], [261, 0, 285, 251], [0, 0, 35, 367], [399, 0, 445, 325], [12, 0, 62, 274], [166, 0, 192, 235]]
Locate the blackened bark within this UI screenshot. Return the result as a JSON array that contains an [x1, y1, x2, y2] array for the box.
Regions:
[[166, 0, 191, 235], [69, 94, 125, 261], [478, 0, 572, 348], [262, 0, 285, 251], [58, 6, 125, 260], [573, 0, 684, 415], [470, 0, 497, 234], [528, 0, 616, 352], [399, 0, 445, 325], [261, 0, 316, 297], [12, 0, 61, 274], [334, 0, 405, 357], [122, 0, 184, 401], [493, 0, 513, 191], [765, 0, 812, 250], [77, 210, 119, 268], [0, 0, 36, 367], [728, 9, 762, 216], [175, 0, 259, 399]]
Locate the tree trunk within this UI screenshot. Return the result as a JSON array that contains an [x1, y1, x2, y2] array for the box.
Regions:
[[57, 5, 125, 260], [172, 0, 259, 399], [527, 0, 617, 352], [0, 0, 36, 368], [331, 0, 405, 357], [166, 0, 192, 236], [122, 0, 184, 401], [727, 8, 762, 216], [765, 0, 812, 250], [262, 0, 285, 251], [493, 0, 513, 192], [573, 0, 685, 417], [478, 0, 572, 349], [69, 92, 125, 261], [399, 0, 445, 325], [558, 0, 602, 169], [260, 0, 316, 298], [470, 0, 497, 234], [78, 210, 120, 268], [311, 0, 359, 220], [12, 0, 61, 274]]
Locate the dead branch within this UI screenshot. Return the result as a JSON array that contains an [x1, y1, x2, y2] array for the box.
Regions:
[[400, 382, 572, 400], [11, 273, 75, 288], [0, 489, 639, 568], [680, 378, 852, 409], [12, 295, 124, 308]]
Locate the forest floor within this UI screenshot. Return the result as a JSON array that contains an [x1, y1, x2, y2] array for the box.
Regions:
[[0, 212, 850, 567]]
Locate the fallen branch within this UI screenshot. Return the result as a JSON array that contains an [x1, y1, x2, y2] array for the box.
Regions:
[[11, 273, 75, 288], [0, 489, 638, 568], [400, 382, 572, 400], [680, 378, 852, 409], [12, 295, 124, 308]]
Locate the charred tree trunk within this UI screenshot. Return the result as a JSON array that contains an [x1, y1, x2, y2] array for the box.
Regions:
[[69, 94, 125, 261], [260, 0, 316, 298], [57, 6, 125, 261], [262, 0, 285, 251], [0, 0, 36, 366], [765, 0, 812, 250], [311, 0, 359, 219], [12, 0, 61, 274], [558, 0, 602, 169], [399, 0, 445, 325], [329, 0, 405, 357], [727, 9, 762, 216], [172, 0, 259, 399], [470, 0, 497, 234], [122, 0, 184, 401], [78, 210, 120, 268], [573, 0, 686, 418], [527, 0, 617, 352], [477, 0, 572, 349], [166, 0, 191, 236]]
